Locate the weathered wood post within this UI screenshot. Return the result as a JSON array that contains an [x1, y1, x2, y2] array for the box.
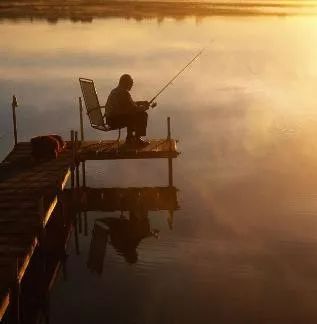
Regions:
[[167, 209, 174, 230], [84, 211, 88, 236], [74, 211, 80, 255], [12, 95, 18, 146], [82, 165, 88, 236], [70, 130, 80, 254], [79, 97, 84, 144], [167, 117, 173, 187], [74, 131, 80, 192], [82, 163, 88, 236], [82, 164, 86, 188], [79, 97, 87, 188], [70, 130, 75, 190], [74, 132, 82, 234], [79, 97, 88, 235]]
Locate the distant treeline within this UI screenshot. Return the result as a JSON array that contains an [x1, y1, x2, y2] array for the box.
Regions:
[[0, 0, 316, 22]]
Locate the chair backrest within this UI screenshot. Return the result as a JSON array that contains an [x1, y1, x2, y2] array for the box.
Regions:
[[79, 78, 105, 128]]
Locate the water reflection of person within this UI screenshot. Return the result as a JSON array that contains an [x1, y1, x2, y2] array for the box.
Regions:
[[105, 74, 150, 146], [106, 209, 159, 264], [87, 208, 159, 272]]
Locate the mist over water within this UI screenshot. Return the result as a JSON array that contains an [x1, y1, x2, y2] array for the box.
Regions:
[[2, 13, 317, 323]]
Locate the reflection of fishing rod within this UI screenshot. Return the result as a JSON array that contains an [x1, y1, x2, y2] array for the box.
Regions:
[[148, 48, 205, 107]]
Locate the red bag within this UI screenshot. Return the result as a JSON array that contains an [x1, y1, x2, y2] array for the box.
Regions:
[[31, 134, 65, 160]]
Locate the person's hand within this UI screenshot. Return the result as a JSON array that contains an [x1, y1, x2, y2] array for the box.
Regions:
[[139, 101, 150, 111]]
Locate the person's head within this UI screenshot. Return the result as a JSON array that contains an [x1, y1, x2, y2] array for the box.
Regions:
[[119, 74, 133, 91]]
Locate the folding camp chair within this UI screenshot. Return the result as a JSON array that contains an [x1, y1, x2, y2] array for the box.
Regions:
[[79, 78, 121, 141]]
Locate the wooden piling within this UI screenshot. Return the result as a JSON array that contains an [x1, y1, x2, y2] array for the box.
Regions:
[[167, 117, 173, 187], [78, 213, 82, 234], [74, 131, 80, 191], [82, 162, 86, 189], [79, 97, 84, 143], [74, 132, 82, 234], [79, 96, 86, 189], [79, 96, 87, 233], [81, 168, 86, 234], [12, 95, 18, 146], [70, 130, 75, 190], [73, 212, 80, 255], [70, 130, 80, 252], [167, 209, 174, 230], [84, 212, 88, 236]]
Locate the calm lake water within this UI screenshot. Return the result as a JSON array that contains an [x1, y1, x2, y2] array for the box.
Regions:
[[2, 13, 317, 323]]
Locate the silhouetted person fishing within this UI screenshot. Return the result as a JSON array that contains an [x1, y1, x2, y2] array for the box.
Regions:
[[106, 74, 150, 146], [105, 49, 204, 146]]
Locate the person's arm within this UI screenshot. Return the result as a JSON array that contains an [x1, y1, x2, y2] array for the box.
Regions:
[[135, 100, 150, 111], [121, 91, 150, 112], [120, 91, 138, 113]]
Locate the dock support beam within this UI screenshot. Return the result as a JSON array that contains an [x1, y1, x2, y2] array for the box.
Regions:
[[79, 97, 88, 235], [74, 131, 80, 193], [70, 130, 75, 190], [168, 209, 174, 230], [74, 132, 82, 234], [79, 97, 84, 144], [11, 95, 18, 146], [79, 97, 86, 187], [70, 130, 80, 254], [167, 117, 173, 187]]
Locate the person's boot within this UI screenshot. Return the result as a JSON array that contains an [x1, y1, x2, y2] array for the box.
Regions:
[[125, 135, 135, 146], [135, 137, 150, 147]]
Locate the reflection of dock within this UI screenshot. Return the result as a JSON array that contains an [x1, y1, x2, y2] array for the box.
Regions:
[[0, 131, 179, 320], [76, 186, 179, 212]]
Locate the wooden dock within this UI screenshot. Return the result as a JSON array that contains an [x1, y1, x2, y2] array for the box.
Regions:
[[78, 139, 179, 160], [0, 143, 72, 322], [0, 136, 179, 321]]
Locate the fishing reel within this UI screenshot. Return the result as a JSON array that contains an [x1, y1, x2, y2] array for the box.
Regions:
[[150, 102, 157, 109]]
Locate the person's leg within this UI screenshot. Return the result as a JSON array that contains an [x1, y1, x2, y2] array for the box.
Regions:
[[124, 115, 135, 143], [130, 112, 149, 146], [126, 125, 134, 139], [134, 111, 148, 137], [107, 115, 131, 142]]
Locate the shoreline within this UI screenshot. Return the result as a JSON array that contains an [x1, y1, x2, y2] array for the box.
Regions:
[[1, 0, 317, 21]]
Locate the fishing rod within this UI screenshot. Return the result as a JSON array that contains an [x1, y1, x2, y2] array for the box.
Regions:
[[148, 47, 205, 107]]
